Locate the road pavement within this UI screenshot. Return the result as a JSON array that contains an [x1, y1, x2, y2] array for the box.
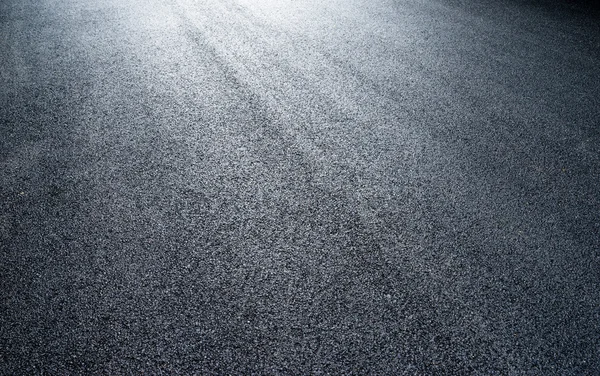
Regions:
[[1, 0, 599, 373]]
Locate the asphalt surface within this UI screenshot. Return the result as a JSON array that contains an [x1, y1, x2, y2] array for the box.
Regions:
[[1, 0, 599, 374]]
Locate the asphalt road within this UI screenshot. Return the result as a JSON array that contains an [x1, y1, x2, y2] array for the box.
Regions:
[[1, 0, 599, 374]]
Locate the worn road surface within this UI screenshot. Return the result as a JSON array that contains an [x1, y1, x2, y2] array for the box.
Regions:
[[1, 0, 599, 374]]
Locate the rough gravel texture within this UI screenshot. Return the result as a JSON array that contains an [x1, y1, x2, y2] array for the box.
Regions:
[[1, 0, 599, 374]]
